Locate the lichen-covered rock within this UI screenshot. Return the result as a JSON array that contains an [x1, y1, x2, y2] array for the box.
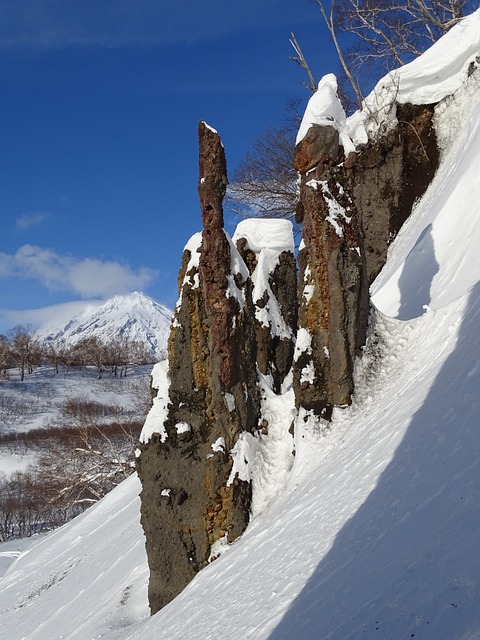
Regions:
[[293, 170, 369, 418], [137, 122, 261, 615]]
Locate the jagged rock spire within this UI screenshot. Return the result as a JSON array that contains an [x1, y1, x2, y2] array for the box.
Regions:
[[197, 121, 236, 389], [293, 170, 369, 419], [198, 121, 227, 230], [137, 123, 261, 615], [293, 82, 439, 419]]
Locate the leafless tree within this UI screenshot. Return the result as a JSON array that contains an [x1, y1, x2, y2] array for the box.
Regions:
[[0, 471, 52, 539], [0, 335, 11, 379], [312, 0, 476, 105], [289, 32, 318, 93], [0, 419, 141, 540], [105, 337, 153, 378], [310, 0, 364, 107], [105, 336, 130, 377], [34, 424, 136, 514], [227, 127, 298, 220], [70, 337, 106, 378], [226, 102, 303, 224], [0, 478, 16, 540], [128, 339, 154, 366], [8, 325, 41, 381], [42, 337, 68, 375]]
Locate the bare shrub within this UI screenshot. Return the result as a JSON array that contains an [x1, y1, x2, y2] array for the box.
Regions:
[[60, 397, 123, 422], [0, 419, 143, 540], [0, 360, 153, 540]]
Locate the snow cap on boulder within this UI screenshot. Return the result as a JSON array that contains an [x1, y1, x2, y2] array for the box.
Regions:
[[294, 74, 353, 173], [296, 73, 346, 144], [232, 218, 294, 254]]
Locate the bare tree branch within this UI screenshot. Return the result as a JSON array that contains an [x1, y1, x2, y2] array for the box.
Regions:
[[289, 32, 318, 93], [314, 0, 364, 107]]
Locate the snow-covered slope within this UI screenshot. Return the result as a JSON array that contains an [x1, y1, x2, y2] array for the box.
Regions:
[[371, 72, 480, 319], [1, 13, 480, 640], [0, 475, 149, 637], [37, 291, 172, 360]]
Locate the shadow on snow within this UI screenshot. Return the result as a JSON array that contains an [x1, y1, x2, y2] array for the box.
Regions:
[[397, 224, 439, 320], [269, 282, 480, 640]]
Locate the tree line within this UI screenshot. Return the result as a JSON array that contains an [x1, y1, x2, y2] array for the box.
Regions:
[[0, 324, 158, 381], [0, 419, 142, 541], [0, 326, 156, 540]]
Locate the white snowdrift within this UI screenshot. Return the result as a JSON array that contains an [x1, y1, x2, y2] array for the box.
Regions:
[[233, 218, 295, 339], [372, 52, 480, 318], [296, 73, 355, 154], [370, 8, 480, 107], [348, 9, 480, 145], [0, 474, 149, 639], [296, 73, 347, 143], [232, 218, 294, 254]]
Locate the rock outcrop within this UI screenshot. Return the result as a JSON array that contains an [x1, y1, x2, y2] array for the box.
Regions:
[[233, 218, 297, 394], [138, 84, 441, 614], [137, 122, 296, 614], [293, 168, 369, 418], [353, 102, 439, 284], [293, 81, 370, 419], [294, 123, 340, 174], [293, 88, 439, 418]]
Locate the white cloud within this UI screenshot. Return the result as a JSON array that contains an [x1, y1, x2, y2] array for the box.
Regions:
[[15, 212, 48, 232], [0, 300, 103, 334], [69, 258, 155, 298], [0, 244, 157, 298]]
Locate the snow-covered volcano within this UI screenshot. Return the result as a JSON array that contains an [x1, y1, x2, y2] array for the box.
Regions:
[[1, 12, 480, 640], [37, 291, 172, 360]]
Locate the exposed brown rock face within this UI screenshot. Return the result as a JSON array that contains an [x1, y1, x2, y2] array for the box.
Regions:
[[293, 102, 439, 418], [294, 123, 340, 174], [353, 103, 439, 284], [136, 123, 296, 615], [137, 97, 440, 614], [293, 169, 369, 418]]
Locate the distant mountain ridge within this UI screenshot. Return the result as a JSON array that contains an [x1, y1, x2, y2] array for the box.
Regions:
[[37, 291, 172, 360]]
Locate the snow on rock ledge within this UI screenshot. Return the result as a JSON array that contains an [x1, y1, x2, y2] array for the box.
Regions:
[[296, 74, 346, 144], [234, 218, 297, 393], [232, 218, 295, 254], [295, 73, 355, 166], [348, 9, 480, 145]]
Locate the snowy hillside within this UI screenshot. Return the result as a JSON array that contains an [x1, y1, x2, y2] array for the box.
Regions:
[[1, 12, 480, 640], [37, 291, 172, 360]]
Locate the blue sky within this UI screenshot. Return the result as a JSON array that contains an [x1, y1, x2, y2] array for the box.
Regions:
[[0, 0, 338, 333]]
